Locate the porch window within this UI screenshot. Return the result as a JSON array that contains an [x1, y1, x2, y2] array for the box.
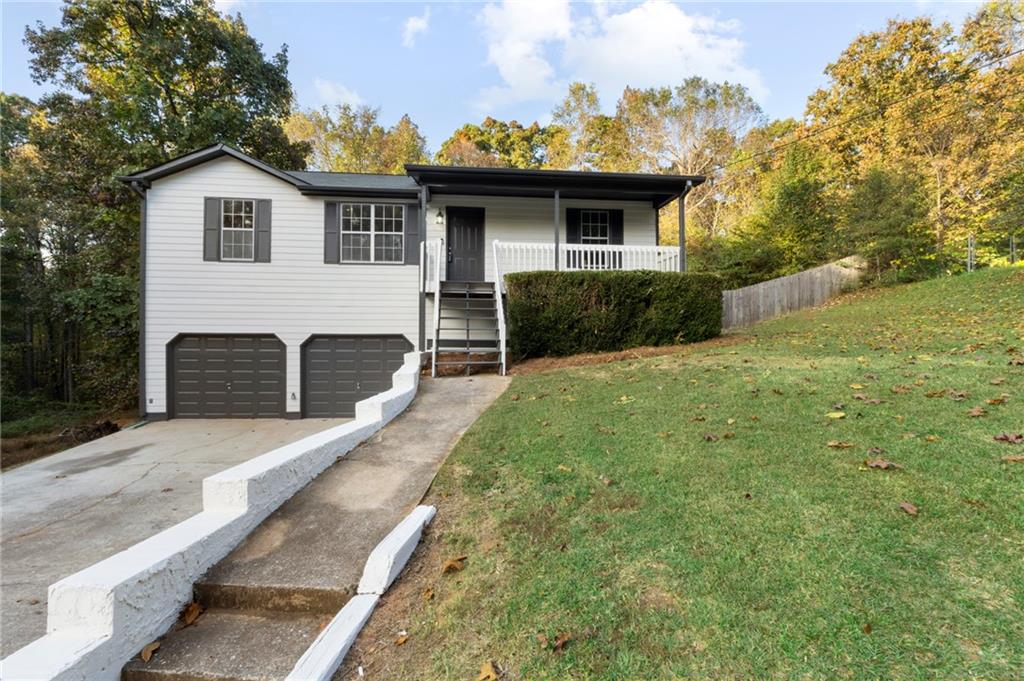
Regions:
[[580, 210, 610, 245], [221, 199, 255, 261], [340, 203, 404, 263]]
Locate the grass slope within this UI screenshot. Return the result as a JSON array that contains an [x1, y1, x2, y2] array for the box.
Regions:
[[353, 269, 1024, 679]]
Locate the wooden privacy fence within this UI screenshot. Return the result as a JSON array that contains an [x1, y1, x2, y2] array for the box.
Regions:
[[722, 256, 865, 330]]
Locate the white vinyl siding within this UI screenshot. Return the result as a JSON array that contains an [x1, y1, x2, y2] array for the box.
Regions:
[[144, 157, 419, 415], [425, 194, 656, 283]]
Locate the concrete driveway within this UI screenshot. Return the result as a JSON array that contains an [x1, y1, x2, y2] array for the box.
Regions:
[[0, 417, 345, 657]]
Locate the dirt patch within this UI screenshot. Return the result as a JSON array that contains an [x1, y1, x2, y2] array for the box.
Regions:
[[509, 334, 750, 375], [1, 410, 137, 470]]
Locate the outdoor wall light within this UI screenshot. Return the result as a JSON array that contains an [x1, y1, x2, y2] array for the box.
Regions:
[[435, 208, 445, 225]]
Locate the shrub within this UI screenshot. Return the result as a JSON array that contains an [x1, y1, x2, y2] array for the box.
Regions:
[[505, 270, 723, 360]]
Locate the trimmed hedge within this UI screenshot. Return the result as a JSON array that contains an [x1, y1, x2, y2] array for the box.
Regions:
[[505, 270, 723, 359]]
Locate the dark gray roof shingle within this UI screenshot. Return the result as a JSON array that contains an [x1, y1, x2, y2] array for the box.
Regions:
[[285, 171, 419, 192]]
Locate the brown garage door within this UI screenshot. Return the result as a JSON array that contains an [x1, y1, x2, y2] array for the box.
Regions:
[[302, 335, 412, 417], [169, 335, 286, 418]]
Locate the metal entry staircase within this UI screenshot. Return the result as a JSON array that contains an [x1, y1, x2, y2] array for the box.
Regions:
[[431, 281, 503, 375]]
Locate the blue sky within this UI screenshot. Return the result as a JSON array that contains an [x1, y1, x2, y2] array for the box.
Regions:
[[2, 1, 979, 150]]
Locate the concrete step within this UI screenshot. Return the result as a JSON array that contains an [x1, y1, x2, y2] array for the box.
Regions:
[[122, 609, 324, 681]]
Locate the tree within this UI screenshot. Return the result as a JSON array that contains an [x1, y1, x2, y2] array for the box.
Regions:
[[546, 82, 634, 172], [843, 167, 935, 281], [616, 78, 764, 240], [286, 105, 429, 173], [2, 0, 305, 407], [436, 117, 550, 168]]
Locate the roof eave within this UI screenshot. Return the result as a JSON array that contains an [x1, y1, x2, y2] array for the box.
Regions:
[[119, 143, 309, 189]]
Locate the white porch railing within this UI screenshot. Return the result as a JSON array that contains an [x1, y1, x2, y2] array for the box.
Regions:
[[492, 241, 682, 293], [422, 238, 444, 294], [426, 238, 443, 376], [492, 239, 507, 375]]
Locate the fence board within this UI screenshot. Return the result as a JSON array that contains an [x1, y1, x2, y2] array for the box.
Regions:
[[721, 256, 865, 330]]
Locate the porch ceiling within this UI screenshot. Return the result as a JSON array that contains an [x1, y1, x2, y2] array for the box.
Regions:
[[405, 165, 705, 209]]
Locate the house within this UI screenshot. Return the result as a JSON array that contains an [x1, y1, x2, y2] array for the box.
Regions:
[[121, 144, 705, 420]]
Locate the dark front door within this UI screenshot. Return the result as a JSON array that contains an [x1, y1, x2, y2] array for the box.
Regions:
[[446, 207, 485, 281]]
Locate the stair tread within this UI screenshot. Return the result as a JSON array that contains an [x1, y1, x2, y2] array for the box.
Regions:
[[122, 609, 322, 681]]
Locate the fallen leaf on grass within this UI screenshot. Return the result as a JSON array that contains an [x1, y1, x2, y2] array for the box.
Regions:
[[967, 406, 987, 418], [987, 395, 1009, 406], [140, 641, 160, 662], [990, 377, 1006, 385], [702, 433, 719, 442], [994, 433, 1024, 445], [925, 389, 947, 398], [596, 425, 615, 435], [865, 459, 902, 470], [948, 390, 969, 402], [828, 440, 855, 449], [615, 395, 635, 404], [422, 587, 434, 602], [656, 430, 673, 438], [891, 384, 912, 394], [899, 502, 919, 516], [924, 435, 940, 442], [1002, 455, 1024, 463], [477, 661, 499, 680], [849, 383, 864, 390], [395, 634, 409, 646], [510, 394, 520, 402], [553, 632, 573, 653], [599, 475, 614, 487], [180, 601, 203, 627], [826, 411, 846, 419], [862, 623, 872, 634], [441, 555, 467, 574], [557, 464, 572, 472]]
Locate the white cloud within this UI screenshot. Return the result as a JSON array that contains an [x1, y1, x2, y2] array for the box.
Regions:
[[475, 0, 573, 112], [563, 0, 767, 102], [402, 7, 431, 49], [314, 77, 363, 107], [474, 0, 766, 113]]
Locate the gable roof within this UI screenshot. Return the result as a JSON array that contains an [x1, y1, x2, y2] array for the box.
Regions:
[[120, 143, 309, 188]]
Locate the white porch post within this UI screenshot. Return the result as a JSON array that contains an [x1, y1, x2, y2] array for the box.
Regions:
[[678, 180, 693, 273], [553, 189, 560, 271]]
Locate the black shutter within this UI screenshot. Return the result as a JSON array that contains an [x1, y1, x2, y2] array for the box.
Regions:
[[566, 208, 581, 244], [255, 199, 272, 262], [203, 197, 221, 261], [404, 203, 420, 265], [324, 202, 339, 264], [609, 209, 624, 245]]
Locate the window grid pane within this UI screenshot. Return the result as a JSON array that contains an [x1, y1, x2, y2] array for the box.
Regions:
[[221, 199, 256, 260], [340, 203, 403, 263], [581, 210, 610, 244]]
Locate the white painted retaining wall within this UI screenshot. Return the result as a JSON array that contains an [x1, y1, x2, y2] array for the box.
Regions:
[[1, 352, 424, 681]]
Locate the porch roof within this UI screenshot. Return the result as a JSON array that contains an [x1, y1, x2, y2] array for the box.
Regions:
[[405, 165, 705, 208]]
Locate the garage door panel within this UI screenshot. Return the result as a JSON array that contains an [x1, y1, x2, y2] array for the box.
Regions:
[[170, 335, 285, 418], [302, 335, 412, 418]]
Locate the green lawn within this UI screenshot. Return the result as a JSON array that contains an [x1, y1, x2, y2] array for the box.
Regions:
[[410, 268, 1024, 679]]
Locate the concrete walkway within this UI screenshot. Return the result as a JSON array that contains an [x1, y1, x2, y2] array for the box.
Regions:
[[123, 375, 509, 681], [0, 417, 346, 656]]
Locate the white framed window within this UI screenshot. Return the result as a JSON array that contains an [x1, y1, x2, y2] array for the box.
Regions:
[[580, 209, 610, 245], [221, 199, 255, 261], [340, 203, 404, 263]]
